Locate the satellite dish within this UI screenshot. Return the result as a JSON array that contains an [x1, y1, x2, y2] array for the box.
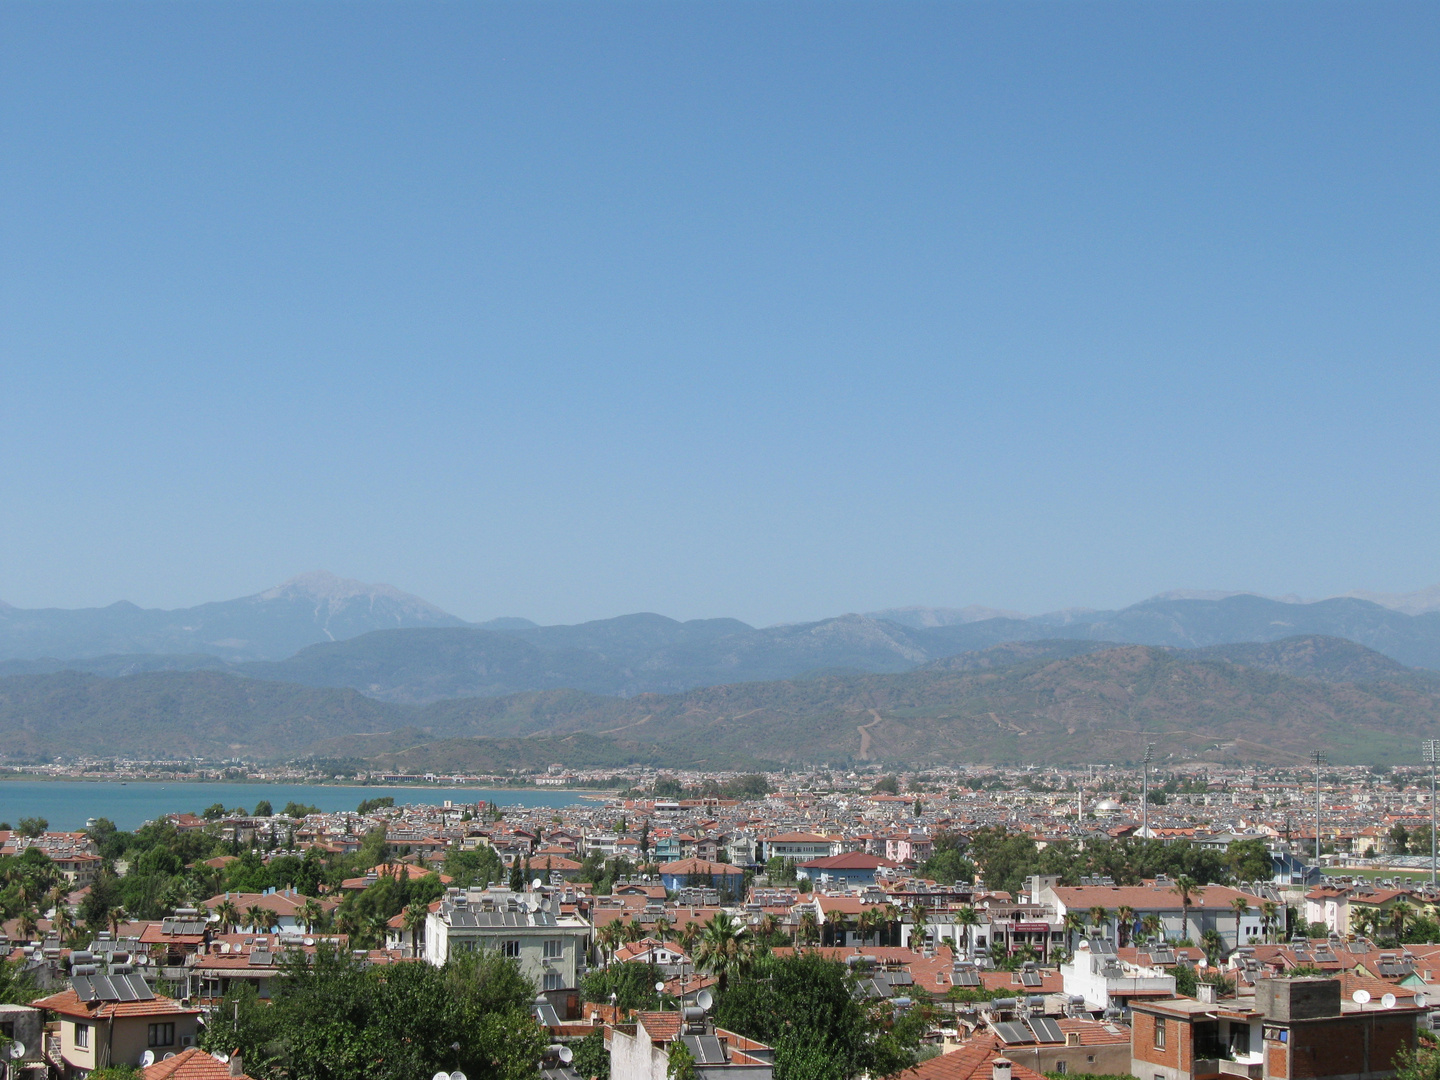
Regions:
[[216, 1053, 230, 1064], [9, 1041, 25, 1059], [433, 1073, 450, 1080], [1382, 993, 1398, 1009], [1416, 993, 1429, 1009], [451, 1072, 468, 1080], [532, 878, 543, 890], [1353, 990, 1372, 1004], [304, 937, 315, 946], [1197, 958, 1207, 968], [163, 1053, 176, 1060], [696, 989, 714, 1011], [655, 981, 666, 993], [559, 1047, 574, 1064], [140, 1050, 156, 1067]]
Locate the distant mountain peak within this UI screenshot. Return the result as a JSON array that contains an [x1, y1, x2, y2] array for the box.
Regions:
[[867, 605, 1029, 629], [254, 571, 455, 619], [1342, 584, 1440, 616]]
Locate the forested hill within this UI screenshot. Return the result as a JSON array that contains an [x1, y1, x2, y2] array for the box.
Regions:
[[3, 640, 1439, 766]]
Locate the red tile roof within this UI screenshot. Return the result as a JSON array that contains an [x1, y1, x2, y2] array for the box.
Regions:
[[904, 1034, 1047, 1080], [143, 1047, 255, 1080], [34, 987, 200, 1020]]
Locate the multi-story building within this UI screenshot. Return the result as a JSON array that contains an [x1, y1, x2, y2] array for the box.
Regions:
[[1129, 978, 1419, 1080], [35, 975, 201, 1077], [424, 887, 591, 997]]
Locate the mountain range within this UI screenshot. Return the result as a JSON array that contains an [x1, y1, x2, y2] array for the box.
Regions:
[[7, 573, 1440, 702], [1, 635, 1437, 766], [8, 572, 1440, 767]]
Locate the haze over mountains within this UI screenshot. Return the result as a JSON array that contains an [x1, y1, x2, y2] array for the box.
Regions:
[[0, 636, 1436, 766], [6, 572, 1440, 699], [6, 572, 1440, 766]]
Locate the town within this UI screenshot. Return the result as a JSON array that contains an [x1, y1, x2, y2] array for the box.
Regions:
[[2, 761, 1439, 1080]]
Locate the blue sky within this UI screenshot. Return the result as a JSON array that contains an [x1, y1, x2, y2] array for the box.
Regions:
[[2, 2, 1437, 626]]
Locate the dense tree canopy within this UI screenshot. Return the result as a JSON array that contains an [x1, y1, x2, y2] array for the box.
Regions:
[[201, 946, 546, 1080], [714, 951, 926, 1080]]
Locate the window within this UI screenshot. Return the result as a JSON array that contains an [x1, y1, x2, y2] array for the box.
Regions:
[[75, 1024, 89, 1049], [1054, 1063, 1067, 1075], [149, 1023, 175, 1048], [1153, 1017, 1167, 1049], [544, 972, 563, 991], [503, 939, 521, 958], [543, 939, 564, 960]]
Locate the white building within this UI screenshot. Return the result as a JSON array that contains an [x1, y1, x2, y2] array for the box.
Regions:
[[1061, 939, 1176, 1012], [424, 887, 591, 993]]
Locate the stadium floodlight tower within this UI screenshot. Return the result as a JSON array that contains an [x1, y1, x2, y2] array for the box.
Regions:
[[1425, 740, 1440, 887], [1311, 750, 1326, 865], [1141, 745, 1154, 839]]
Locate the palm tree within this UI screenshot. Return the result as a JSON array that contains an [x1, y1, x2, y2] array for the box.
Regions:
[[694, 912, 744, 992], [1230, 896, 1251, 945], [1117, 905, 1136, 948], [214, 900, 241, 935], [363, 911, 389, 950], [1260, 900, 1280, 943], [1392, 900, 1413, 944], [858, 908, 881, 947], [752, 914, 775, 945], [797, 910, 820, 947], [402, 901, 428, 958], [1172, 875, 1198, 944], [596, 921, 622, 966], [52, 906, 74, 948], [678, 920, 702, 956], [1201, 928, 1223, 965], [1062, 911, 1085, 953], [909, 902, 930, 951], [18, 909, 38, 943], [1141, 913, 1162, 944], [882, 904, 901, 948], [1089, 905, 1110, 942], [958, 905, 981, 959], [106, 906, 126, 938], [297, 898, 325, 934], [243, 904, 272, 934]]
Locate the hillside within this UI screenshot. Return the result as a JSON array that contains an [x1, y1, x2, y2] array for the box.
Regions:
[[3, 641, 1440, 765], [11, 588, 1440, 699]]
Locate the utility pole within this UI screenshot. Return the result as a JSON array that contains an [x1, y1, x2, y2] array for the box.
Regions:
[[1142, 745, 1153, 839], [1425, 740, 1440, 887], [1312, 750, 1326, 865]]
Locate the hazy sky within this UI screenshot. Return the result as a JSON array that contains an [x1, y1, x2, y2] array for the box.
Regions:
[[3, 3, 1438, 626]]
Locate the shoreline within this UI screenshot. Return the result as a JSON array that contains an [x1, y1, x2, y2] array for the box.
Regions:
[[0, 775, 618, 794]]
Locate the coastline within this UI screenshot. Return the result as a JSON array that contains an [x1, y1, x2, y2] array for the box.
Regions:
[[0, 774, 617, 794]]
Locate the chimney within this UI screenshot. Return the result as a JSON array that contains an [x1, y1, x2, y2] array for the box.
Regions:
[[992, 1059, 1013, 1080], [230, 1051, 244, 1078], [1196, 984, 1217, 1004]]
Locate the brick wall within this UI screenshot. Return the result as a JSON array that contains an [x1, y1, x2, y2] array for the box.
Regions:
[[1131, 1013, 1191, 1073]]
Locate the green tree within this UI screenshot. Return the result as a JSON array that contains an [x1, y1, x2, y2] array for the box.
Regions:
[[15, 818, 47, 838], [1226, 839, 1272, 883], [714, 951, 924, 1080], [253, 800, 274, 817], [581, 962, 663, 1011], [573, 1031, 611, 1080]]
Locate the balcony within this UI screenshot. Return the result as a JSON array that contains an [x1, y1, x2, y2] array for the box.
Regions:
[[1219, 1059, 1263, 1080]]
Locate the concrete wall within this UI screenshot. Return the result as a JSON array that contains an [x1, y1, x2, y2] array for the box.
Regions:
[[609, 1027, 670, 1080]]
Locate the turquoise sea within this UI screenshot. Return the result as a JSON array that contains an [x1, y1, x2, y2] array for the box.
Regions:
[[0, 780, 592, 831]]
